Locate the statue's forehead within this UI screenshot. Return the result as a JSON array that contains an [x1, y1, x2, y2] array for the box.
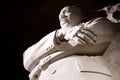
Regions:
[[60, 7, 70, 13]]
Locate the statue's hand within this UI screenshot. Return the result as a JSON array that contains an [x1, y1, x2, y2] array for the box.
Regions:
[[65, 26, 97, 44], [56, 29, 68, 42]]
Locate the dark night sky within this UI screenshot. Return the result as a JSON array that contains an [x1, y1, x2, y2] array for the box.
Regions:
[[3, 0, 119, 80]]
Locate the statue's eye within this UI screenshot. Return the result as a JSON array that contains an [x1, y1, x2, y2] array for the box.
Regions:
[[67, 10, 72, 12], [65, 9, 72, 13]]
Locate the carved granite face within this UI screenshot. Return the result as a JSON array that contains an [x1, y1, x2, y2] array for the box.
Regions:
[[59, 6, 82, 28]]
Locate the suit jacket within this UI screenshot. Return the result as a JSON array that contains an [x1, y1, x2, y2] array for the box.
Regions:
[[38, 55, 112, 80], [23, 17, 116, 80]]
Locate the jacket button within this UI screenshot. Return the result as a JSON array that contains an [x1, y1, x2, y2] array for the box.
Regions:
[[48, 55, 51, 59], [51, 70, 56, 74], [49, 47, 51, 49], [51, 45, 53, 48], [47, 48, 49, 50]]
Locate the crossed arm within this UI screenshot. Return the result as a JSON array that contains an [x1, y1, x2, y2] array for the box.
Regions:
[[23, 17, 116, 80]]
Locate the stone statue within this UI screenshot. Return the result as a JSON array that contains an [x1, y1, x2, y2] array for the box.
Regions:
[[23, 5, 119, 80]]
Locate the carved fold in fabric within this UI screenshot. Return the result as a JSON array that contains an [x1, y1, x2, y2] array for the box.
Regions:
[[76, 56, 112, 77]]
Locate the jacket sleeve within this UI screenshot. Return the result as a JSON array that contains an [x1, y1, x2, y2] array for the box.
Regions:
[[54, 17, 117, 54], [23, 17, 116, 72], [38, 18, 117, 73], [27, 17, 117, 80], [23, 31, 59, 72]]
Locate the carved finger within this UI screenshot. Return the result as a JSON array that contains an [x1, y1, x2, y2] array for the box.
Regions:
[[73, 36, 87, 44], [76, 30, 96, 44], [80, 28, 97, 43]]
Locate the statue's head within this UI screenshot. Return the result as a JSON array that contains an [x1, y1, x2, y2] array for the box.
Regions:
[[59, 6, 83, 28]]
